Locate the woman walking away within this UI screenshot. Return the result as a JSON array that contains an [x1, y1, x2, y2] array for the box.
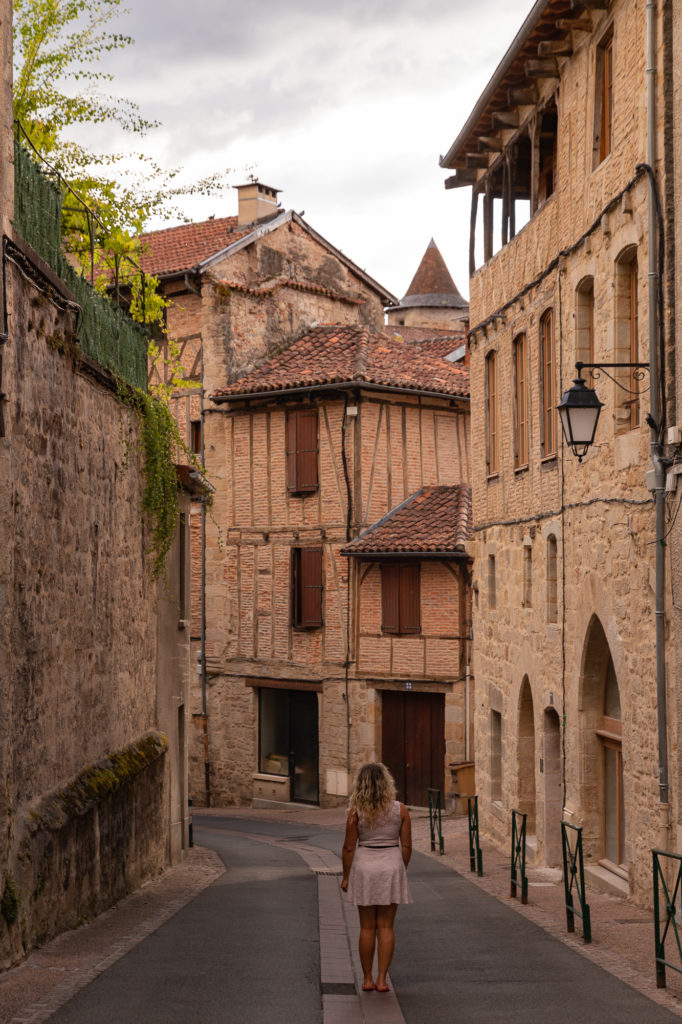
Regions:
[[341, 762, 412, 993]]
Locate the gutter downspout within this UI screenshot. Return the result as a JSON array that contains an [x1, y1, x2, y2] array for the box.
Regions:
[[647, 0, 669, 809], [200, 340, 211, 807]]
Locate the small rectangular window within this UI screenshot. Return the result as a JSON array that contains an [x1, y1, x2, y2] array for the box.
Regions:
[[381, 562, 421, 635], [540, 310, 556, 457], [291, 547, 323, 629], [514, 334, 529, 469], [523, 545, 532, 608], [286, 408, 319, 493], [486, 351, 498, 475], [491, 710, 502, 802], [488, 554, 497, 610], [546, 535, 558, 624], [190, 419, 202, 455], [594, 30, 614, 166]]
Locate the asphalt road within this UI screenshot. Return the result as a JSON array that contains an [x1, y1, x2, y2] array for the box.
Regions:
[[42, 813, 681, 1024]]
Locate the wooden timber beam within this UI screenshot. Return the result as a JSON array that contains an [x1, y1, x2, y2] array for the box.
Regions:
[[465, 153, 490, 169], [525, 58, 559, 78], [557, 16, 592, 30], [491, 110, 519, 129], [538, 38, 573, 57], [445, 170, 477, 189], [508, 86, 538, 105], [478, 136, 503, 153], [570, 0, 607, 10]]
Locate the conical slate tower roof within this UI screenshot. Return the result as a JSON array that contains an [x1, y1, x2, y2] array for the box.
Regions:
[[390, 239, 468, 311]]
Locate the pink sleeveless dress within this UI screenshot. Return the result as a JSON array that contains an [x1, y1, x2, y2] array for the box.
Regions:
[[346, 801, 412, 906]]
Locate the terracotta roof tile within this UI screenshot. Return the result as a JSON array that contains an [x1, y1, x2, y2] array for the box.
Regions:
[[139, 216, 251, 276], [215, 277, 366, 305], [341, 485, 472, 556], [210, 325, 470, 400]]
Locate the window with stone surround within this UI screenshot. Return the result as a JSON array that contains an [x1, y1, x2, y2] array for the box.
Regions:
[[594, 27, 614, 167], [546, 534, 558, 624], [614, 247, 639, 433], [513, 333, 529, 469], [486, 350, 499, 475], [488, 554, 497, 610], [523, 544, 532, 608], [381, 562, 421, 635], [575, 277, 595, 380], [291, 547, 324, 629], [286, 407, 319, 493], [491, 710, 502, 802], [540, 309, 556, 458]]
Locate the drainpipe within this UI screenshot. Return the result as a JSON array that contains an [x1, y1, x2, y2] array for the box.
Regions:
[[200, 337, 211, 807], [646, 0, 669, 809]]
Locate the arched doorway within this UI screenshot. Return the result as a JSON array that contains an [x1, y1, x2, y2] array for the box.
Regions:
[[518, 677, 536, 832], [580, 616, 626, 872], [542, 708, 562, 865]]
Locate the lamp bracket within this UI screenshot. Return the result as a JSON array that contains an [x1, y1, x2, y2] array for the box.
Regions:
[[575, 361, 650, 396]]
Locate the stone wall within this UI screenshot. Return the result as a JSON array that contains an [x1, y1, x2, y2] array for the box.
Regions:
[[463, 0, 672, 905], [0, 250, 170, 965]]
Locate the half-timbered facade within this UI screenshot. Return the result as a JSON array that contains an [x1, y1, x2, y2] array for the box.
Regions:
[[205, 325, 472, 808]]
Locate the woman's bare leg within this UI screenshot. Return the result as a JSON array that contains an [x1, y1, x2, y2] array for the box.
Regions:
[[358, 905, 378, 987], [375, 904, 398, 989]]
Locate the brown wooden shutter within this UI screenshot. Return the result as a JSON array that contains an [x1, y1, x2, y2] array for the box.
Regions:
[[381, 563, 400, 634], [296, 409, 318, 492], [286, 410, 298, 492], [399, 563, 421, 634], [299, 547, 323, 628]]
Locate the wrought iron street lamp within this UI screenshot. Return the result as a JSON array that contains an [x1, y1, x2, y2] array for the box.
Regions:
[[557, 361, 649, 462]]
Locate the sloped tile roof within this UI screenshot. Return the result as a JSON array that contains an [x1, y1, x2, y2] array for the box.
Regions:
[[210, 325, 470, 400], [341, 485, 472, 556], [139, 216, 251, 276]]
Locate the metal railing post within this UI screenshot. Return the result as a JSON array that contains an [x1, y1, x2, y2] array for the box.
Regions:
[[188, 797, 193, 848], [510, 809, 528, 904], [652, 848, 682, 989], [428, 788, 444, 855], [468, 795, 483, 875], [561, 821, 591, 943]]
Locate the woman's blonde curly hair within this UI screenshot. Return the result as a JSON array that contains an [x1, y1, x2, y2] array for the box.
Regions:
[[348, 762, 397, 826]]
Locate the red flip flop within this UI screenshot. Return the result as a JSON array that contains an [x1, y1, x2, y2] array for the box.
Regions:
[[376, 984, 390, 993], [362, 983, 376, 992]]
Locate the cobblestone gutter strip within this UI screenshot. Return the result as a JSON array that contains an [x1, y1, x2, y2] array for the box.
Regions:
[[0, 847, 224, 1024], [408, 812, 682, 1020]]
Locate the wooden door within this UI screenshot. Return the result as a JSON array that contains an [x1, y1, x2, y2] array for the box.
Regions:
[[381, 691, 445, 806]]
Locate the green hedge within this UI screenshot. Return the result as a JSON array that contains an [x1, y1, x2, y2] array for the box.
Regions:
[[13, 142, 148, 391]]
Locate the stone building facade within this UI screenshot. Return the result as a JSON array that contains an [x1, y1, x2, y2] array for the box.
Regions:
[[206, 325, 472, 808], [1, 5, 195, 964], [440, 0, 675, 905]]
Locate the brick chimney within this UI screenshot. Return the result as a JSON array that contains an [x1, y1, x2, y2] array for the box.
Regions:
[[234, 180, 281, 226]]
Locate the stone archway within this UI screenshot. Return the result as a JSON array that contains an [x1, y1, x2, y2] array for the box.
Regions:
[[542, 707, 562, 866], [579, 615, 625, 868], [517, 677, 536, 833]]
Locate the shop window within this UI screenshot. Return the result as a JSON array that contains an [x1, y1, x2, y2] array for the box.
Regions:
[[291, 547, 323, 629], [513, 333, 529, 469], [286, 408, 319, 493], [486, 350, 499, 475], [594, 29, 614, 167], [491, 710, 502, 802], [381, 562, 421, 635], [540, 309, 556, 457], [546, 534, 558, 624]]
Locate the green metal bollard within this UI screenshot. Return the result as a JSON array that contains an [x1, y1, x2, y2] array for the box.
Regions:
[[189, 797, 193, 848]]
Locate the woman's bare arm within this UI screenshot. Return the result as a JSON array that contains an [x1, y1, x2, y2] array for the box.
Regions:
[[399, 803, 412, 868], [341, 811, 358, 891]]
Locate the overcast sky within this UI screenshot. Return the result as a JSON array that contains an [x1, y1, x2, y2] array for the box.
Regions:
[[88, 0, 533, 302]]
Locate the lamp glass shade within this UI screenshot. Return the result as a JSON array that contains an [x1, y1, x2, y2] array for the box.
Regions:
[[557, 377, 604, 459]]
